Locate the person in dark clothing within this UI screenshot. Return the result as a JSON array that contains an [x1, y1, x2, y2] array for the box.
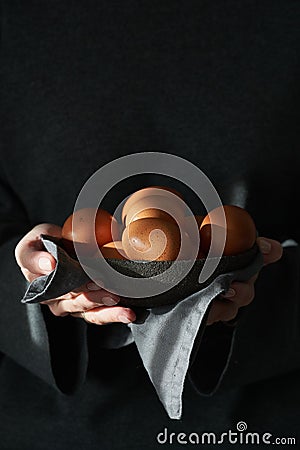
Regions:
[[0, 1, 299, 449]]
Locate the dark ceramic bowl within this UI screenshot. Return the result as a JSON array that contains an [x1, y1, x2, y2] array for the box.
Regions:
[[105, 244, 259, 308]]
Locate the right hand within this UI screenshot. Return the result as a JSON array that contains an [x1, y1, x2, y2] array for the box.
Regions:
[[15, 223, 136, 325]]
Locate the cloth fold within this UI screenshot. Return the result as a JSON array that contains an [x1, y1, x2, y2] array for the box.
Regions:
[[21, 236, 263, 419]]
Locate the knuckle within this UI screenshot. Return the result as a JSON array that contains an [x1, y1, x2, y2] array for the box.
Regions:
[[48, 305, 61, 317], [48, 301, 64, 317], [61, 292, 74, 300], [76, 296, 99, 310], [233, 283, 255, 306], [224, 303, 238, 321], [85, 313, 98, 325]]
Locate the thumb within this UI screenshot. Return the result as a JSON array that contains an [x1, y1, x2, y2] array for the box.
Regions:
[[16, 249, 57, 282], [257, 237, 283, 265], [31, 250, 57, 275], [15, 223, 61, 275]]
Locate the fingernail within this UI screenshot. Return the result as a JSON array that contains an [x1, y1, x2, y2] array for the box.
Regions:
[[118, 314, 132, 324], [102, 296, 118, 306], [223, 288, 236, 298], [38, 257, 52, 271], [87, 282, 102, 291], [258, 239, 271, 254]]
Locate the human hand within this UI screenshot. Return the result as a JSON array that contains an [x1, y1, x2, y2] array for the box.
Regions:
[[15, 223, 136, 325], [206, 237, 283, 326]]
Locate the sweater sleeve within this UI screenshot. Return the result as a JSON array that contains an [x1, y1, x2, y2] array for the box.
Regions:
[[189, 243, 300, 394], [0, 170, 88, 393]]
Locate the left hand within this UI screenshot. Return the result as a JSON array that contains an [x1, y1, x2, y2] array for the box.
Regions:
[[206, 237, 283, 326]]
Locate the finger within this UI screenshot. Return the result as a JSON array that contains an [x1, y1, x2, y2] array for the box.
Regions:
[[47, 296, 101, 316], [42, 283, 120, 305], [15, 223, 62, 275], [47, 291, 120, 316], [74, 290, 120, 306], [55, 287, 119, 304], [44, 282, 105, 299], [207, 299, 239, 325], [221, 280, 255, 307], [71, 306, 136, 325], [71, 281, 108, 294], [257, 237, 283, 265]]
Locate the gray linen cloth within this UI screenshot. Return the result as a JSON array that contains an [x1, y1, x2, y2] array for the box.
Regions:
[[21, 236, 263, 419]]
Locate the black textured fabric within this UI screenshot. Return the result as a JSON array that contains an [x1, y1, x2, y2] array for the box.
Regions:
[[0, 1, 299, 448]]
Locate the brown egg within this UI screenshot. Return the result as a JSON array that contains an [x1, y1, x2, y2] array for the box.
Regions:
[[183, 215, 204, 237], [200, 205, 256, 256], [200, 224, 227, 257], [179, 231, 197, 260], [100, 241, 127, 260], [127, 207, 176, 224], [181, 215, 204, 258], [62, 208, 120, 257], [150, 186, 183, 198], [122, 186, 185, 224], [122, 218, 183, 261], [125, 195, 185, 227], [197, 250, 206, 260]]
